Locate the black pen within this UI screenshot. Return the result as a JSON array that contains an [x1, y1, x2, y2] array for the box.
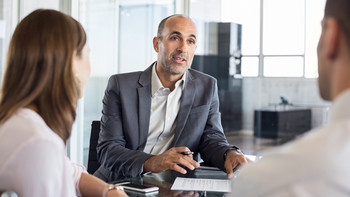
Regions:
[[181, 151, 194, 155]]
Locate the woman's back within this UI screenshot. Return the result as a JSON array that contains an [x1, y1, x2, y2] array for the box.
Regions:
[[0, 9, 127, 197], [0, 108, 79, 196]]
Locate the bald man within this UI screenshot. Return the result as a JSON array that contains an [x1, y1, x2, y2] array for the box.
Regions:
[[94, 15, 249, 181]]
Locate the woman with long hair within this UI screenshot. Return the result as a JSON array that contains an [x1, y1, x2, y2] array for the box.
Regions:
[[0, 9, 127, 197]]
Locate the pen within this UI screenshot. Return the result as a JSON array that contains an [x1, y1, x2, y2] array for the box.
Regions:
[[181, 151, 194, 155]]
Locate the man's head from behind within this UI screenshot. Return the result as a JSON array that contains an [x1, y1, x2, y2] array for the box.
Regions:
[[153, 15, 197, 77], [317, 0, 350, 101]]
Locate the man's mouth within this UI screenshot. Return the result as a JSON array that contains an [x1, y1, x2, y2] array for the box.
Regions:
[[172, 56, 186, 63]]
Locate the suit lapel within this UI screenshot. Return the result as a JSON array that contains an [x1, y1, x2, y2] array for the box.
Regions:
[[172, 70, 196, 146], [137, 64, 153, 150]]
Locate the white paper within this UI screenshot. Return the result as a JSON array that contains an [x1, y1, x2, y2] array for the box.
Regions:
[[171, 177, 231, 193]]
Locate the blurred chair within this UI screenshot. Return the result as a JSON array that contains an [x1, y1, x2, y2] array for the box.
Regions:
[[87, 120, 101, 174], [0, 191, 18, 197]]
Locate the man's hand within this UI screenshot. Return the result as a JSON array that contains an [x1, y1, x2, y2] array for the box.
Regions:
[[224, 150, 251, 178], [144, 147, 200, 174]]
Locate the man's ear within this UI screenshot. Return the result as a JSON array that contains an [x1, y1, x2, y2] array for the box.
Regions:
[[153, 37, 160, 52], [324, 18, 341, 60]]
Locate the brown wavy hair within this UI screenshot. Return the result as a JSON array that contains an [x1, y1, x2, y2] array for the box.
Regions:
[[0, 9, 86, 142]]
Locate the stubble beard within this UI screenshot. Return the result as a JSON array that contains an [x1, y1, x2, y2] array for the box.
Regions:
[[163, 59, 190, 75]]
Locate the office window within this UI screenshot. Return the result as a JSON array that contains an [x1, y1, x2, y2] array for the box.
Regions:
[[0, 0, 18, 78], [305, 0, 326, 78], [264, 57, 304, 77], [263, 0, 305, 55], [221, 0, 326, 78], [241, 57, 259, 77], [119, 1, 174, 73], [221, 0, 260, 56]]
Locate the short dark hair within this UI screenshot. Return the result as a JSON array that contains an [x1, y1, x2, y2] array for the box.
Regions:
[[157, 14, 191, 38], [325, 0, 350, 48]]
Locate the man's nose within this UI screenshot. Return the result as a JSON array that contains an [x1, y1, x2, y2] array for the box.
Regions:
[[177, 40, 188, 53]]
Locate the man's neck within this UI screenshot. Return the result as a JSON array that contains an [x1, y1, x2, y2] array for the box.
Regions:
[[332, 60, 350, 101]]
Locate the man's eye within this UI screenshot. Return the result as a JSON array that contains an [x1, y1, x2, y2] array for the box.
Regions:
[[170, 37, 178, 40], [188, 40, 196, 45]]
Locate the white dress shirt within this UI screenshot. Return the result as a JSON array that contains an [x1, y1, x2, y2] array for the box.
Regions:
[[0, 108, 85, 197], [230, 89, 350, 197], [143, 64, 185, 155]]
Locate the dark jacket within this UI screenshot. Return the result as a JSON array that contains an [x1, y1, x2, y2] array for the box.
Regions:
[[95, 63, 233, 181]]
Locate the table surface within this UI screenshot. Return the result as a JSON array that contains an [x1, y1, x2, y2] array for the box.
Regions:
[[111, 169, 232, 197]]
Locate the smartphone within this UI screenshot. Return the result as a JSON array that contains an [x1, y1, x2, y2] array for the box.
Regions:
[[117, 182, 159, 193]]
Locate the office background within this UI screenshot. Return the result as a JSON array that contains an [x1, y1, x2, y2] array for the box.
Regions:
[[0, 0, 329, 167]]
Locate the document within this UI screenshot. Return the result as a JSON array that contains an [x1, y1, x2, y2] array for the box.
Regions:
[[171, 177, 231, 193]]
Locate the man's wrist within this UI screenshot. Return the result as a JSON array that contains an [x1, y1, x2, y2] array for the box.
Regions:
[[223, 146, 241, 160], [143, 155, 156, 173]]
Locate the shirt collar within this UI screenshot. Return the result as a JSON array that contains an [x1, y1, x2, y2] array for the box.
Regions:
[[328, 89, 350, 123], [151, 63, 186, 96]]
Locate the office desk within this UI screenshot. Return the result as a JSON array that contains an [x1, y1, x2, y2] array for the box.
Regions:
[[111, 169, 231, 197]]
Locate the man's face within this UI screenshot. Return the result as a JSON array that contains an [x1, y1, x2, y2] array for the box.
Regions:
[[317, 18, 332, 101], [154, 16, 197, 76]]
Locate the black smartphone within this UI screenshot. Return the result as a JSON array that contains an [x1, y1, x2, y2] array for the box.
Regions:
[[117, 182, 159, 193]]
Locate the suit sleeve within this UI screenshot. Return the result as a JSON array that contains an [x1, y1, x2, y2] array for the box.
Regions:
[[198, 79, 235, 170], [96, 76, 152, 180]]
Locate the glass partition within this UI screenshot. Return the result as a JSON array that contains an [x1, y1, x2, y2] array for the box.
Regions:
[[78, 0, 174, 166]]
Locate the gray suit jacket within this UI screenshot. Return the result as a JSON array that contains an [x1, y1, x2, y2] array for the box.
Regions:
[[95, 63, 234, 181]]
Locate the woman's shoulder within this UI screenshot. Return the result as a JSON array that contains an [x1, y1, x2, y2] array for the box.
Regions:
[[0, 108, 65, 168], [4, 108, 63, 142], [0, 138, 75, 196], [0, 108, 75, 196]]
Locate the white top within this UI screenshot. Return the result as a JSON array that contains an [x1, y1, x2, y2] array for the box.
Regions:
[[229, 90, 350, 197], [143, 64, 185, 155], [0, 108, 84, 197]]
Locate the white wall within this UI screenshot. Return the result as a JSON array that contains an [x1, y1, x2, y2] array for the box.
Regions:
[[242, 77, 331, 130]]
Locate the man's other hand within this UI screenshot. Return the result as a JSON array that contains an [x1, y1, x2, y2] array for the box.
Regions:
[[144, 147, 200, 174], [225, 150, 251, 178]]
